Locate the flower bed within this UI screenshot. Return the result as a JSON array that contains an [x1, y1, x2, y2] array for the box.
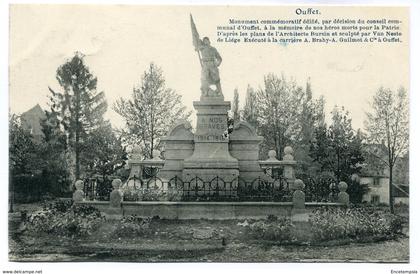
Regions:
[[309, 207, 403, 242], [24, 201, 104, 237], [112, 215, 151, 237], [245, 215, 296, 244], [243, 208, 404, 245]]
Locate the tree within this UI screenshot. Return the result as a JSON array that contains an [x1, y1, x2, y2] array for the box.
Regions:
[[364, 86, 409, 213], [242, 85, 258, 128], [329, 107, 364, 182], [241, 76, 325, 163], [82, 122, 127, 179], [9, 114, 39, 175], [294, 79, 325, 176], [227, 88, 240, 135], [255, 74, 305, 159], [309, 107, 367, 203], [39, 111, 72, 195], [231, 88, 240, 124], [48, 52, 107, 179], [114, 63, 191, 159], [312, 107, 365, 181]]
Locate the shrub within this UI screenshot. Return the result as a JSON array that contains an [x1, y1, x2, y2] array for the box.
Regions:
[[309, 207, 404, 242], [43, 199, 73, 213], [25, 202, 104, 237], [123, 188, 182, 201], [394, 202, 409, 216], [303, 172, 336, 202], [113, 215, 151, 237], [247, 216, 295, 243], [123, 189, 140, 201]]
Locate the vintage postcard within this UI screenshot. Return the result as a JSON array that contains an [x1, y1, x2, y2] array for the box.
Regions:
[[4, 3, 416, 274]]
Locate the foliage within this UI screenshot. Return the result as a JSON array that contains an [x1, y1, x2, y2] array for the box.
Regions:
[[303, 172, 336, 202], [241, 76, 324, 165], [231, 88, 240, 125], [254, 74, 304, 159], [394, 202, 409, 217], [25, 202, 104, 237], [123, 187, 183, 202], [114, 63, 191, 159], [11, 174, 49, 203], [9, 114, 66, 201], [227, 88, 240, 135], [47, 52, 107, 179], [112, 215, 151, 237], [294, 80, 326, 176], [123, 190, 140, 201], [82, 122, 127, 178], [309, 207, 404, 242], [364, 86, 409, 212], [242, 85, 258, 128], [9, 114, 40, 175], [9, 116, 72, 198], [309, 107, 367, 203], [94, 177, 113, 201], [347, 175, 369, 205], [246, 216, 295, 243], [311, 107, 365, 181], [43, 199, 74, 212], [37, 111, 73, 195]]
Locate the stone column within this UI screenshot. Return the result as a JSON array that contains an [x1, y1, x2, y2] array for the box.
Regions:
[[292, 179, 305, 209], [127, 146, 143, 179], [282, 146, 297, 189], [291, 179, 311, 241], [337, 181, 350, 206], [109, 179, 123, 208], [72, 180, 85, 203]]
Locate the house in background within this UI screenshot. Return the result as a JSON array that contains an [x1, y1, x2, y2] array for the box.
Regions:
[[360, 171, 389, 205], [360, 144, 409, 205], [20, 104, 46, 143]]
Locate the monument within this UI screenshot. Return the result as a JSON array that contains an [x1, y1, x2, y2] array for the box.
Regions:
[[158, 15, 272, 184]]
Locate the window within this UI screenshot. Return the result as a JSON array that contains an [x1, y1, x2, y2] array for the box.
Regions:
[[371, 195, 380, 204], [373, 177, 380, 186]]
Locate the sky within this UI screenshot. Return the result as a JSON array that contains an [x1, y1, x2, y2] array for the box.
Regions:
[[9, 5, 409, 131]]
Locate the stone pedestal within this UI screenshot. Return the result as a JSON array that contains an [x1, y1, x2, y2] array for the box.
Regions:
[[109, 179, 123, 208], [292, 179, 305, 209], [282, 147, 297, 189], [72, 180, 85, 203], [337, 181, 350, 206], [182, 97, 239, 182]]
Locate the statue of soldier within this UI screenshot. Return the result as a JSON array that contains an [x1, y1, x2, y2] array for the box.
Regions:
[[197, 37, 223, 96], [191, 15, 223, 98]]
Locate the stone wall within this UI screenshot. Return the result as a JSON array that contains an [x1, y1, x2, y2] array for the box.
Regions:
[[76, 200, 344, 220]]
